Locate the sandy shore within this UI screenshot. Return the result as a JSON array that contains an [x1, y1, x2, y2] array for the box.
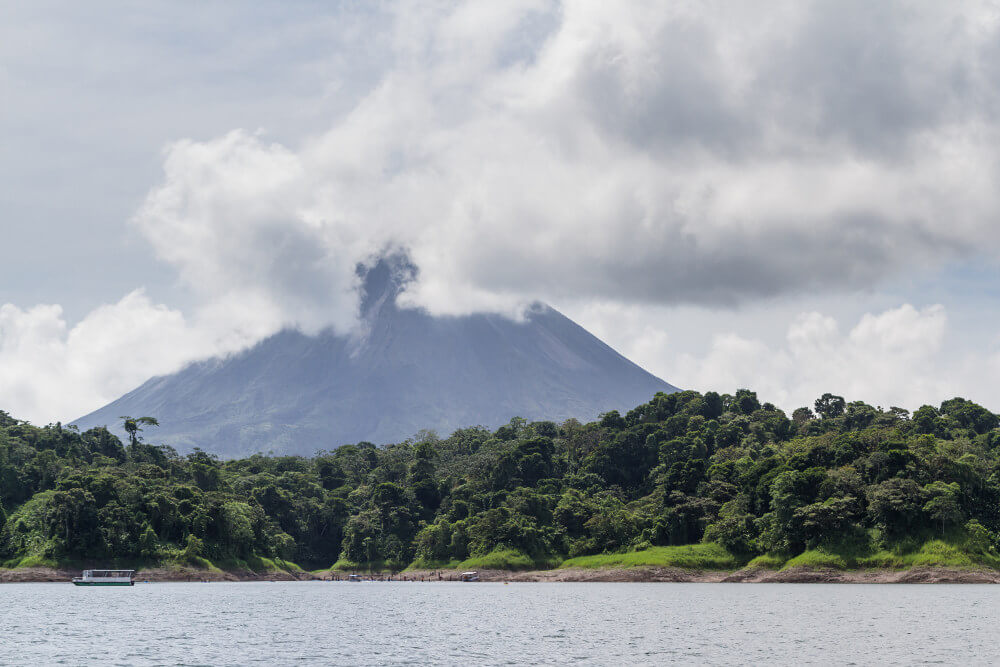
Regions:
[[6, 565, 1000, 584]]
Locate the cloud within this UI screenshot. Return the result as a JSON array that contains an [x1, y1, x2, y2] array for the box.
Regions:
[[667, 303, 983, 411], [135, 130, 371, 335], [128, 0, 1000, 334], [0, 291, 256, 424], [7, 1, 1000, 422]]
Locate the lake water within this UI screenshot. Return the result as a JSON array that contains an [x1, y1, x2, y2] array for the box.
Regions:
[[2, 581, 999, 665]]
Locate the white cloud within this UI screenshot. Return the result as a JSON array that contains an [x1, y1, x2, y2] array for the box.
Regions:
[[8, 1, 1000, 422], [666, 303, 980, 411], [0, 291, 254, 424], [569, 297, 1000, 412], [127, 0, 1000, 336]]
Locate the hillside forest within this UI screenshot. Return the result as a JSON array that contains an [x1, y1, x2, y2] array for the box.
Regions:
[[3, 390, 1000, 573]]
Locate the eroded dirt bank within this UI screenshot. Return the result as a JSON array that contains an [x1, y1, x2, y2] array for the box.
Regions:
[[367, 566, 1000, 584], [6, 566, 1000, 584]]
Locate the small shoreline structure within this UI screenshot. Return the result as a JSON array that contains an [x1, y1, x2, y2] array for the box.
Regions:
[[71, 569, 135, 586]]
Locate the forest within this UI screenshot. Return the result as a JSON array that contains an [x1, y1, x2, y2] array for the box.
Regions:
[[3, 389, 1000, 573]]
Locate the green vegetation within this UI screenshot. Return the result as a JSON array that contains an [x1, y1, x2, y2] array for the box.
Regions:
[[455, 549, 540, 571], [560, 543, 737, 570], [746, 554, 784, 569], [783, 549, 848, 570], [3, 389, 1000, 573]]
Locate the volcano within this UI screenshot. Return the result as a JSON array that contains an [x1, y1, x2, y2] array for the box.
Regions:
[[73, 257, 677, 457]]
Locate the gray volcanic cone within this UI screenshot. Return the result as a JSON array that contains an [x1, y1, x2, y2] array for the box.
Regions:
[[73, 256, 677, 457]]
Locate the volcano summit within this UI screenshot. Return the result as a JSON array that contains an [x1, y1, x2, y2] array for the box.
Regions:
[[74, 257, 677, 457]]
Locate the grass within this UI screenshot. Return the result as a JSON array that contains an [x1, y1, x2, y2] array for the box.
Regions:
[[783, 549, 848, 570], [559, 543, 738, 570], [854, 550, 905, 569], [330, 557, 361, 571], [855, 540, 981, 569], [167, 554, 303, 574], [403, 557, 463, 571], [5, 537, 995, 578], [337, 549, 555, 573], [184, 556, 225, 573], [329, 557, 410, 572], [1, 554, 59, 569], [910, 540, 977, 568], [237, 555, 304, 572], [767, 538, 993, 571], [454, 549, 547, 571], [746, 554, 784, 569]]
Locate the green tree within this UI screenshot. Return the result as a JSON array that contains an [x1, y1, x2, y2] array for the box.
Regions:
[[814, 394, 846, 419], [867, 478, 925, 539], [182, 533, 204, 561], [139, 525, 159, 558], [119, 416, 160, 448], [923, 481, 963, 536]]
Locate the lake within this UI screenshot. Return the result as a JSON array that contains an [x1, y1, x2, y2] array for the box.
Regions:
[[2, 581, 998, 665]]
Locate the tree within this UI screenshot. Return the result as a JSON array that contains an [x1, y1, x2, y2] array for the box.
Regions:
[[763, 468, 826, 553], [814, 394, 846, 419], [315, 458, 346, 490], [733, 389, 761, 415], [964, 519, 997, 556], [791, 496, 859, 548], [939, 398, 999, 434], [218, 502, 256, 557], [923, 481, 962, 536], [7, 385, 1000, 575], [409, 441, 440, 514], [701, 391, 724, 419], [139, 525, 159, 558], [119, 416, 160, 448], [46, 488, 99, 557], [703, 511, 756, 557], [867, 478, 924, 539], [82, 427, 127, 462], [912, 406, 944, 436], [791, 407, 814, 426], [182, 533, 203, 562], [844, 402, 877, 430]]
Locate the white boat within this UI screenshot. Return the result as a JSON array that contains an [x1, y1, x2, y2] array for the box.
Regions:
[[72, 570, 135, 586], [460, 571, 479, 582]]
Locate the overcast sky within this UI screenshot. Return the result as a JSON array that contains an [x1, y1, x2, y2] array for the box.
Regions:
[[4, 0, 1000, 424]]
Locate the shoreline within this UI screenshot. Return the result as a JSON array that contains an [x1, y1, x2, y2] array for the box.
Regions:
[[402, 566, 1000, 583], [0, 565, 317, 584], [5, 565, 1000, 584]]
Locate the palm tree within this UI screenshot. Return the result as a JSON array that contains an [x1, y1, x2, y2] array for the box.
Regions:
[[119, 416, 160, 448]]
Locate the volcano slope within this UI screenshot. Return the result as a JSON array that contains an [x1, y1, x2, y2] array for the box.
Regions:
[[73, 259, 676, 457]]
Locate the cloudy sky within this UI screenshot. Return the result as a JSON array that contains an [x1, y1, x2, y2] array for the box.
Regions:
[[4, 0, 1000, 424]]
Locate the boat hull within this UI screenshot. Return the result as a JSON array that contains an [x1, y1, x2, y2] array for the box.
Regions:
[[72, 581, 134, 586]]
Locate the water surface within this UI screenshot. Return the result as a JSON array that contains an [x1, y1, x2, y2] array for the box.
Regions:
[[3, 581, 998, 665]]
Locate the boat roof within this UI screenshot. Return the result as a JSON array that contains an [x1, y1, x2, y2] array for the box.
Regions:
[[85, 569, 135, 574]]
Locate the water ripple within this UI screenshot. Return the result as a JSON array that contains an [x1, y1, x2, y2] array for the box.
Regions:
[[1, 582, 999, 665]]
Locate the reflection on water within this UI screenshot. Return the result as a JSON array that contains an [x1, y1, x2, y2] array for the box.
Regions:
[[1, 581, 998, 665]]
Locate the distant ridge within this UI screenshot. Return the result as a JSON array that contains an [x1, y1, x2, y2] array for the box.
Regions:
[[73, 256, 678, 457]]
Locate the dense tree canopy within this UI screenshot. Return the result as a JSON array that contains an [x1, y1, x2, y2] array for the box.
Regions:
[[2, 390, 1000, 570]]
